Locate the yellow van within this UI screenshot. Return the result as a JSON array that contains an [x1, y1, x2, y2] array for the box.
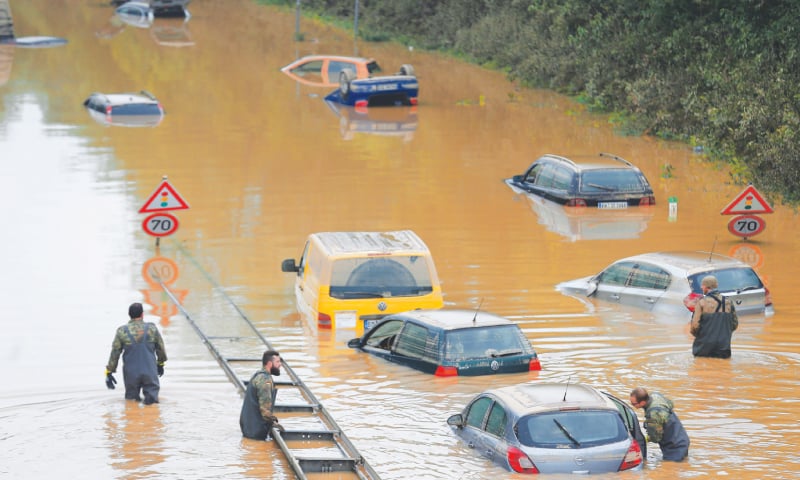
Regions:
[[281, 230, 444, 334]]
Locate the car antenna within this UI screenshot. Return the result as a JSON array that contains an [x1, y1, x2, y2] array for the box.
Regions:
[[708, 235, 718, 262], [562, 376, 571, 402], [472, 298, 484, 324]]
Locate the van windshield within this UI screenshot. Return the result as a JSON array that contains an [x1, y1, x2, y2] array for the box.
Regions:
[[329, 256, 434, 299]]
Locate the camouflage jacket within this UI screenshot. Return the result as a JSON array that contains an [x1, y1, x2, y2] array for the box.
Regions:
[[690, 291, 738, 336], [643, 392, 675, 443], [250, 368, 276, 420], [106, 319, 167, 372]]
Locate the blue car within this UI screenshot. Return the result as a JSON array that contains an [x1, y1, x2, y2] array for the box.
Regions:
[[324, 64, 418, 108], [346, 309, 542, 376]]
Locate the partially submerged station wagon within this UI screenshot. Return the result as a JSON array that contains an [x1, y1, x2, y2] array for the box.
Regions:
[[347, 309, 542, 376], [281, 230, 443, 333]]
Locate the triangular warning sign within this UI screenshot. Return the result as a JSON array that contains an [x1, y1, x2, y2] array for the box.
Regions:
[[720, 185, 773, 215], [139, 180, 190, 213]]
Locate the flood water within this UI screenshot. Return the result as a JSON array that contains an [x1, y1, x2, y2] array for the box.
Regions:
[[2, 1, 800, 479]]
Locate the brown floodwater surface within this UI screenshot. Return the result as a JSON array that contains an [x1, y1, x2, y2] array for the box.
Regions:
[[1, 1, 799, 479]]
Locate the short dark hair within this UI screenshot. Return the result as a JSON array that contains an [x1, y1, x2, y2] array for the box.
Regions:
[[128, 302, 144, 319], [630, 387, 649, 403], [262, 350, 280, 366]]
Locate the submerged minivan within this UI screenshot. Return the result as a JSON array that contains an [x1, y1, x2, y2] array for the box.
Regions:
[[281, 230, 444, 333]]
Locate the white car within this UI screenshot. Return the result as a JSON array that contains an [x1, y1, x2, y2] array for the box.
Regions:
[[557, 251, 773, 316]]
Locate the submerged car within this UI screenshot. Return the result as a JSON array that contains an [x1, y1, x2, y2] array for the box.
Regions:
[[557, 251, 773, 316], [447, 382, 645, 474], [112, 0, 191, 18], [346, 309, 542, 376], [507, 153, 655, 207], [324, 64, 418, 108], [281, 55, 381, 87], [83, 90, 164, 127]]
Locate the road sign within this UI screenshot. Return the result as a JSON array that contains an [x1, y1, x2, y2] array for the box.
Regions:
[[139, 179, 190, 213], [727, 214, 766, 238], [142, 212, 179, 237], [720, 185, 773, 215], [142, 256, 180, 286]]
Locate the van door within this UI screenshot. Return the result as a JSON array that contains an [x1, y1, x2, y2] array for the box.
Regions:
[[295, 241, 319, 317]]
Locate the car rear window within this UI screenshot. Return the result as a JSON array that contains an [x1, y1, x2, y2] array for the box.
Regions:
[[579, 170, 646, 193], [110, 104, 162, 115], [329, 256, 434, 298], [516, 410, 628, 448], [688, 267, 764, 293], [444, 325, 533, 361]]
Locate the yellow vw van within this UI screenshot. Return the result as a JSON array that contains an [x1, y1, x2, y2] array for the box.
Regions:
[[281, 230, 444, 334]]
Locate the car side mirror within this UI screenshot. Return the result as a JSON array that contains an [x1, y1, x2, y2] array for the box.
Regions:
[[446, 414, 465, 428], [281, 258, 299, 273], [586, 279, 599, 297], [347, 338, 363, 349]]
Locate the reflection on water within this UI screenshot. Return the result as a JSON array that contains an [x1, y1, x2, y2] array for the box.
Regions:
[[1, 1, 800, 479]]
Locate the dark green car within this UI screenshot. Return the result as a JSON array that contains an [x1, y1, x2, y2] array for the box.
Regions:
[[347, 309, 542, 376]]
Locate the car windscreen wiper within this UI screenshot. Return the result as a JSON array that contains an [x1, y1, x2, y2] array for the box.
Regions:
[[339, 291, 385, 299], [585, 183, 616, 191], [490, 349, 523, 357], [553, 418, 581, 446], [735, 285, 760, 293]]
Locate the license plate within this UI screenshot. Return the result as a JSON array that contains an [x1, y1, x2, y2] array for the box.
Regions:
[[598, 202, 628, 209], [363, 319, 379, 331], [335, 311, 357, 329]]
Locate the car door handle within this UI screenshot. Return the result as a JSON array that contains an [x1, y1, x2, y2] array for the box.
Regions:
[[467, 441, 475, 449], [485, 449, 494, 458], [645, 298, 656, 304], [611, 294, 620, 300]]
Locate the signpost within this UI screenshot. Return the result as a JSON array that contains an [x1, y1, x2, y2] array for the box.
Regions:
[[139, 176, 189, 244], [720, 184, 772, 239]]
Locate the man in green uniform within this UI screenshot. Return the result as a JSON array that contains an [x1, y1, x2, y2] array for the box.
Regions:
[[105, 302, 167, 405], [240, 350, 283, 440], [690, 275, 738, 358], [630, 387, 690, 461]]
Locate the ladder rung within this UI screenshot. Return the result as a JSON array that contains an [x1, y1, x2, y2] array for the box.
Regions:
[[279, 429, 339, 441], [296, 457, 356, 473]]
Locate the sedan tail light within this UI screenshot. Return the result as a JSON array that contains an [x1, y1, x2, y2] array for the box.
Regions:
[[618, 440, 643, 471], [105, 105, 113, 115], [529, 358, 542, 371], [683, 292, 702, 312], [507, 446, 539, 473], [638, 196, 655, 206], [435, 365, 458, 377], [566, 198, 587, 207]]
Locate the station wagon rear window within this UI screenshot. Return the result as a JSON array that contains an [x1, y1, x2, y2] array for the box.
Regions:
[[579, 170, 645, 193], [444, 325, 532, 361], [688, 267, 763, 293]]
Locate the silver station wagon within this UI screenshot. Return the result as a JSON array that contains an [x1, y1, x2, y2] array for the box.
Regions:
[[557, 251, 773, 316], [447, 382, 645, 474]]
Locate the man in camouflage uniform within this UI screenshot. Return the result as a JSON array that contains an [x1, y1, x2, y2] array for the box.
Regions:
[[690, 275, 738, 358], [240, 350, 284, 440], [105, 302, 167, 404], [630, 387, 689, 462]]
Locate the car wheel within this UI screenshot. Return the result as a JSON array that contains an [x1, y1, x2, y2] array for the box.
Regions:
[[399, 64, 415, 77], [339, 69, 356, 97]]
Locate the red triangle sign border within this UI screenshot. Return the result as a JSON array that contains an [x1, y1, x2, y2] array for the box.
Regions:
[[720, 184, 774, 215], [139, 180, 190, 213]]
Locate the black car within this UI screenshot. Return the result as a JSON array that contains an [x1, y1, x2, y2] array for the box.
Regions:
[[347, 309, 542, 376], [507, 153, 655, 208]]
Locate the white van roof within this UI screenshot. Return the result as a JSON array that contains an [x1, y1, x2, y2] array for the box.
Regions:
[[311, 230, 430, 257]]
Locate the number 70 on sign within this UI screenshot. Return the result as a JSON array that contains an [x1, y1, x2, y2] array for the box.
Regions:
[[142, 212, 180, 237], [727, 214, 766, 239]]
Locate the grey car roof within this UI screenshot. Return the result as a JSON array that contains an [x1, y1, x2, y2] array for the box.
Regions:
[[538, 153, 640, 171], [387, 309, 515, 330], [616, 251, 750, 276], [485, 382, 617, 415]]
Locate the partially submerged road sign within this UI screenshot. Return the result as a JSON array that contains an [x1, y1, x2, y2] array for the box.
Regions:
[[139, 179, 190, 213], [720, 184, 773, 215]]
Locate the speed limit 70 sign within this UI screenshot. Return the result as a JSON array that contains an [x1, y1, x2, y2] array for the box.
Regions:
[[727, 214, 766, 238], [142, 212, 179, 237]]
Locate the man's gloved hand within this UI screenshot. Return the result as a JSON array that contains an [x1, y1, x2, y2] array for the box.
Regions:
[[268, 415, 285, 433], [157, 363, 165, 377], [105, 369, 117, 390]]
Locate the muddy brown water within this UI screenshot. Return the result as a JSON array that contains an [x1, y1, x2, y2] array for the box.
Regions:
[[2, 1, 799, 479]]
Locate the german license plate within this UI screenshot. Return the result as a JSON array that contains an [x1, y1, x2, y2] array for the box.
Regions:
[[598, 202, 628, 209], [335, 311, 357, 329], [363, 319, 379, 331]]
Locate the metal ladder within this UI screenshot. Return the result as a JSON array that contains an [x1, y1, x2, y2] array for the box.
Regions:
[[156, 276, 381, 480]]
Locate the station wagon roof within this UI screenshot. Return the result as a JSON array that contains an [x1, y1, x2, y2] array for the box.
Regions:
[[538, 153, 638, 171], [488, 382, 614, 414], [391, 309, 514, 330], [621, 251, 747, 274], [312, 230, 430, 257]]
